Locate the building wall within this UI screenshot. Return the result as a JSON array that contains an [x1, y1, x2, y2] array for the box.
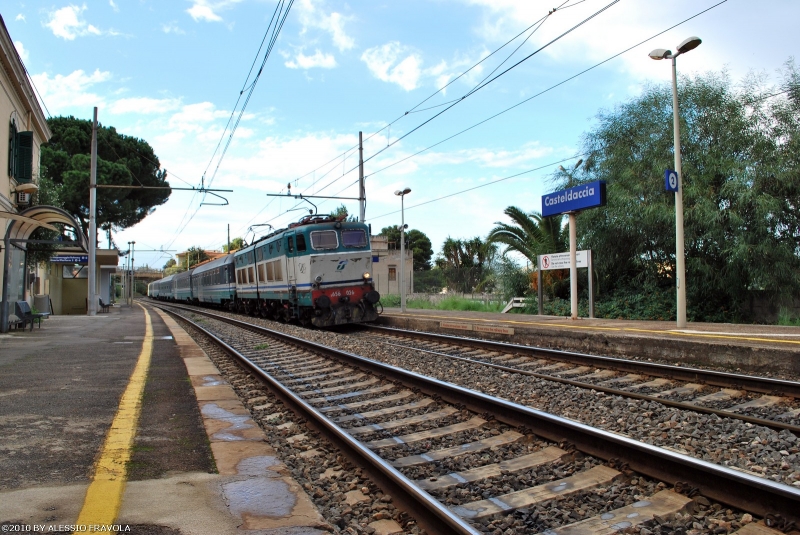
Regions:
[[0, 15, 51, 311], [370, 235, 413, 296]]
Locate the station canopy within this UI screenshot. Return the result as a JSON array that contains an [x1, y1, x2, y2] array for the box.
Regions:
[[2, 205, 88, 252]]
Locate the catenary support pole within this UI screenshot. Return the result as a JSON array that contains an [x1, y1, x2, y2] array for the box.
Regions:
[[359, 131, 365, 223], [88, 107, 98, 316]]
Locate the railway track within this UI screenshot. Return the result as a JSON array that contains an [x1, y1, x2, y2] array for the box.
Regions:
[[351, 325, 800, 435], [155, 302, 800, 534]]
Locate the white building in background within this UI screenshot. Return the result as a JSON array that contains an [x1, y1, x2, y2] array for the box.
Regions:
[[370, 234, 412, 296], [0, 14, 52, 307]]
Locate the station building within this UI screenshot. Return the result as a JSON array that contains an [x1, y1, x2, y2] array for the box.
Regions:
[[369, 234, 413, 296], [1, 15, 117, 321]]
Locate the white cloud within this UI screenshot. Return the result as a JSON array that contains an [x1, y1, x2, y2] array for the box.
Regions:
[[361, 42, 422, 91], [13, 41, 29, 63], [109, 0, 119, 12], [45, 5, 117, 40], [15, 14, 25, 22], [295, 0, 354, 52], [285, 49, 336, 70], [162, 23, 186, 35], [109, 97, 182, 115], [31, 69, 112, 113], [186, 0, 243, 23]]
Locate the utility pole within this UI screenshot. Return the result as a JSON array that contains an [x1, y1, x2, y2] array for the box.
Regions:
[[130, 241, 136, 304], [359, 131, 365, 223], [88, 107, 98, 316], [227, 224, 230, 252]]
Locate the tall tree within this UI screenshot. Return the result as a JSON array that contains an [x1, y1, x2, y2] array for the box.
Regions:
[[184, 247, 209, 269], [380, 226, 433, 271], [332, 204, 358, 222], [567, 62, 800, 320], [40, 116, 171, 235], [223, 237, 245, 252], [435, 236, 497, 292], [487, 207, 567, 267]]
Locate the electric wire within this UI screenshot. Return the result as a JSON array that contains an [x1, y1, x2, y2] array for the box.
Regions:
[[364, 0, 730, 181], [161, 0, 295, 254]]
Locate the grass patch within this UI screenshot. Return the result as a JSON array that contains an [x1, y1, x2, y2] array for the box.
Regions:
[[778, 307, 800, 326], [254, 343, 270, 350], [380, 295, 504, 313]]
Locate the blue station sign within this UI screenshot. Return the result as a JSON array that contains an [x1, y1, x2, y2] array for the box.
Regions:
[[51, 255, 89, 264], [542, 180, 607, 217]]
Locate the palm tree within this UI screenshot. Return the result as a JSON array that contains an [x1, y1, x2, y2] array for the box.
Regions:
[[487, 207, 567, 268]]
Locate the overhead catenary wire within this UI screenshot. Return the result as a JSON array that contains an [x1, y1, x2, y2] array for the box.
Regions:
[[363, 0, 730, 182], [160, 0, 295, 254]]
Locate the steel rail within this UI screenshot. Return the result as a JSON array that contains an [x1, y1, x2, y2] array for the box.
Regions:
[[157, 305, 480, 535], [158, 303, 800, 524], [367, 325, 800, 398], [373, 340, 800, 435]]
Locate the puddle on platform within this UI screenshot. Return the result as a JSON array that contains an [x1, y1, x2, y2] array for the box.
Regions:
[[202, 375, 226, 386], [237, 456, 281, 477], [223, 478, 296, 518], [202, 403, 253, 440]]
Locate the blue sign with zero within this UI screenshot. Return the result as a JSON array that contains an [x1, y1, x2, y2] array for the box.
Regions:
[[542, 180, 607, 217], [665, 169, 679, 192]]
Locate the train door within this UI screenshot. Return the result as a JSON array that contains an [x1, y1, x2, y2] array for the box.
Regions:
[[285, 232, 297, 286]]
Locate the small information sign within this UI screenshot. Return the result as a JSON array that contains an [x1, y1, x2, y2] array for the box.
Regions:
[[539, 250, 588, 271], [665, 169, 679, 192], [51, 255, 89, 263]]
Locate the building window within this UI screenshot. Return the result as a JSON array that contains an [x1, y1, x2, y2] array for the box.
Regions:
[[388, 266, 397, 282]]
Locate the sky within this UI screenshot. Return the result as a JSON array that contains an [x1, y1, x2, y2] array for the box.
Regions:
[[5, 0, 799, 270]]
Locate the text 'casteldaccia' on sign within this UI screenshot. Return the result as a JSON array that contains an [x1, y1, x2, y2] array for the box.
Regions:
[[541, 180, 607, 217]]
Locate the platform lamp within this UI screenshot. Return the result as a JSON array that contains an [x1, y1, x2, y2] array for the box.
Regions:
[[649, 36, 701, 329], [394, 187, 411, 313]]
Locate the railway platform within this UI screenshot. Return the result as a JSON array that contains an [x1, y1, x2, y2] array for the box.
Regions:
[[378, 308, 800, 375], [0, 302, 329, 534]]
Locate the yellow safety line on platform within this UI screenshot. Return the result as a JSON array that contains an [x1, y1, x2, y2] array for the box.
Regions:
[[75, 304, 153, 526], [389, 313, 800, 345]]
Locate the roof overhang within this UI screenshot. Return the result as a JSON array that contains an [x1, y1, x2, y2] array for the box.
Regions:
[[2, 205, 88, 252]]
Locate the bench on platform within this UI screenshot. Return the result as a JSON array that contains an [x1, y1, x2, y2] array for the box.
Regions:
[[99, 298, 110, 313], [11, 301, 46, 331]]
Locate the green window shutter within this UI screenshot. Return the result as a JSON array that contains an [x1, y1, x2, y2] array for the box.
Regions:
[[14, 131, 33, 182], [7, 120, 17, 177]]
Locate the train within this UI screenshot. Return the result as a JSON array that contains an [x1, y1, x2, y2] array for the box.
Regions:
[[148, 214, 381, 327]]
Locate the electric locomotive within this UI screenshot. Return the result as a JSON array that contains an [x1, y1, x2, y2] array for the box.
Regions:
[[147, 214, 381, 327], [233, 214, 380, 327]]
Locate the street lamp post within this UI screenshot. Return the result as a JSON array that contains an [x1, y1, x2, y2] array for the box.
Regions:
[[649, 36, 701, 329], [131, 241, 136, 303], [394, 188, 411, 313]]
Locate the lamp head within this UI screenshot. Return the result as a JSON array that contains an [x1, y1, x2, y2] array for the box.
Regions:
[[677, 36, 701, 54], [648, 48, 672, 60], [394, 187, 412, 196]]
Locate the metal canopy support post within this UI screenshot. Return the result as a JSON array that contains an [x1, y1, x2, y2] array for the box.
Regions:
[[87, 107, 98, 316], [1, 232, 12, 332]]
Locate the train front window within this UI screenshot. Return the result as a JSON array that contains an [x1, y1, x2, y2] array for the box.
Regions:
[[296, 234, 307, 252], [341, 229, 367, 248], [310, 230, 338, 250]]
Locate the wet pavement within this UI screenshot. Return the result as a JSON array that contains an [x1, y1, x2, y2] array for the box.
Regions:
[[0, 302, 329, 534]]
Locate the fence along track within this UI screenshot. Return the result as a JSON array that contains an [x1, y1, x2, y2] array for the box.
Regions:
[[361, 326, 800, 434], [157, 303, 800, 533]]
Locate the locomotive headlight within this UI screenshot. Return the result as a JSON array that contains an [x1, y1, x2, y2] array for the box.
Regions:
[[315, 275, 323, 283], [363, 271, 370, 280]]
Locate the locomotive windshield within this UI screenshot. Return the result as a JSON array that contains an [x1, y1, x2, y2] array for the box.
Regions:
[[341, 229, 367, 248], [311, 230, 338, 249]]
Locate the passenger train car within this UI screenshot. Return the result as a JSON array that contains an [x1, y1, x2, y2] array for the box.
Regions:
[[148, 214, 380, 328]]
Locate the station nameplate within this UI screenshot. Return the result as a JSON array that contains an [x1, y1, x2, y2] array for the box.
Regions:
[[474, 325, 514, 335], [440, 321, 472, 331], [440, 322, 514, 335]]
